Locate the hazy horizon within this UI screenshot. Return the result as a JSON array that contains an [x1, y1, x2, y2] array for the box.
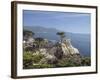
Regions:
[[24, 25, 90, 34]]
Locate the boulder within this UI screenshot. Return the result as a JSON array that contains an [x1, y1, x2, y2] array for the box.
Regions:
[[61, 39, 80, 55]]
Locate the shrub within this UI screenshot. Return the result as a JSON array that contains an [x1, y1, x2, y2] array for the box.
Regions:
[[32, 54, 44, 63], [23, 51, 44, 69], [32, 64, 54, 68], [81, 57, 91, 66], [56, 56, 81, 67], [23, 51, 33, 69]]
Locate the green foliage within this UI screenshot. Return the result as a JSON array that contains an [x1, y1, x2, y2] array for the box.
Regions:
[[32, 54, 44, 63], [23, 51, 44, 69], [56, 56, 81, 67], [32, 64, 54, 68], [23, 30, 34, 36], [23, 30, 34, 41], [81, 57, 91, 66], [56, 32, 65, 36], [35, 37, 44, 48], [56, 32, 65, 42], [23, 50, 91, 69], [23, 51, 54, 69], [35, 37, 44, 41], [23, 51, 33, 69]]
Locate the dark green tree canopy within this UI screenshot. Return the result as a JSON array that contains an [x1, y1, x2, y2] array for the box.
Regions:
[[56, 32, 66, 42], [23, 29, 34, 37], [35, 37, 44, 42], [56, 32, 65, 36]]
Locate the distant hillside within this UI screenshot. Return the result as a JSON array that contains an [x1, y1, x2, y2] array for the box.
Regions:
[[24, 26, 91, 56], [24, 26, 59, 33]]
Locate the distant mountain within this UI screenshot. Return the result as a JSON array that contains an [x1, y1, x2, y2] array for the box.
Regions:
[[24, 26, 91, 56], [24, 26, 59, 33]]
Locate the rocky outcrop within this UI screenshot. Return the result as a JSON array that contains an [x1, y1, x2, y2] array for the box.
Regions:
[[61, 39, 79, 55], [24, 37, 81, 66], [23, 37, 35, 49], [34, 39, 81, 65]]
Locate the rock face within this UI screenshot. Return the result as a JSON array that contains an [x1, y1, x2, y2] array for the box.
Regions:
[[23, 37, 35, 49], [61, 39, 79, 55], [38, 39, 81, 65]]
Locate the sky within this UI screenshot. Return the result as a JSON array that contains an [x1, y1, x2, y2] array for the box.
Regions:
[[23, 10, 91, 34]]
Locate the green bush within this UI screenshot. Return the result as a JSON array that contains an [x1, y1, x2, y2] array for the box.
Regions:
[[81, 57, 91, 66], [32, 54, 44, 63], [56, 56, 81, 67], [32, 64, 54, 68], [23, 51, 33, 69], [23, 51, 91, 69], [23, 51, 44, 69]]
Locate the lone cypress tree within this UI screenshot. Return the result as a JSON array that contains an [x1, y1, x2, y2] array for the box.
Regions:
[[56, 32, 65, 43]]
